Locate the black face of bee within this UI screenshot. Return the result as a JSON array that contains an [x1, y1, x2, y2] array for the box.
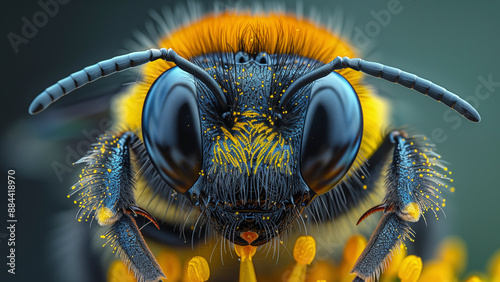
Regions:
[[142, 52, 363, 246]]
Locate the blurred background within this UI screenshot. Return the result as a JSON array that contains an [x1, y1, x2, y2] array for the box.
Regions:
[[1, 0, 499, 281]]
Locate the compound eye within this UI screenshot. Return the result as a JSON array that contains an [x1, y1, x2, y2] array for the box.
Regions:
[[300, 72, 363, 195], [142, 67, 202, 194]]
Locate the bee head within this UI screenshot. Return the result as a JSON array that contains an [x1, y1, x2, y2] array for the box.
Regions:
[[142, 52, 363, 245]]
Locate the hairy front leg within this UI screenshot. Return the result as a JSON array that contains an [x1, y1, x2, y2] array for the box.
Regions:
[[351, 131, 446, 281], [71, 132, 165, 282]]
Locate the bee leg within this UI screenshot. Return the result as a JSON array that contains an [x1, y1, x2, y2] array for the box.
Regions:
[[351, 131, 440, 281], [72, 132, 165, 282], [105, 213, 165, 281]]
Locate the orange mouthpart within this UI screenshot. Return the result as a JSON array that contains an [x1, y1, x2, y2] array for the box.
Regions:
[[241, 232, 259, 244]]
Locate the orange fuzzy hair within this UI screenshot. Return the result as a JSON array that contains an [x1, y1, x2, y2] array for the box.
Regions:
[[113, 11, 389, 173]]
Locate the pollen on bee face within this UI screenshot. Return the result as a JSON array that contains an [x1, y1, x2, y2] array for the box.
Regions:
[[211, 110, 293, 176]]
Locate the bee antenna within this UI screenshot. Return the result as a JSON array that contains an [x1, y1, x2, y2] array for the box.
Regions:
[[280, 56, 480, 122], [29, 48, 227, 115]]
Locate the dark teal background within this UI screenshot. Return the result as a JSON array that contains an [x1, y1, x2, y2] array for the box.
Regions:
[[2, 0, 499, 281]]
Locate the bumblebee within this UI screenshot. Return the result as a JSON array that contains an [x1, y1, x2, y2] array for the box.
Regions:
[[30, 8, 480, 282]]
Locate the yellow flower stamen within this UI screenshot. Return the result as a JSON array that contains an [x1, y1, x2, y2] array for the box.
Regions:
[[465, 275, 484, 282], [293, 236, 316, 265], [287, 236, 316, 282], [343, 235, 367, 265], [307, 261, 336, 282], [187, 256, 210, 282], [398, 255, 422, 282], [157, 250, 181, 281], [340, 234, 367, 282], [381, 244, 407, 279], [419, 260, 455, 282], [438, 237, 467, 274], [235, 244, 257, 282], [107, 260, 136, 282], [489, 250, 500, 282]]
